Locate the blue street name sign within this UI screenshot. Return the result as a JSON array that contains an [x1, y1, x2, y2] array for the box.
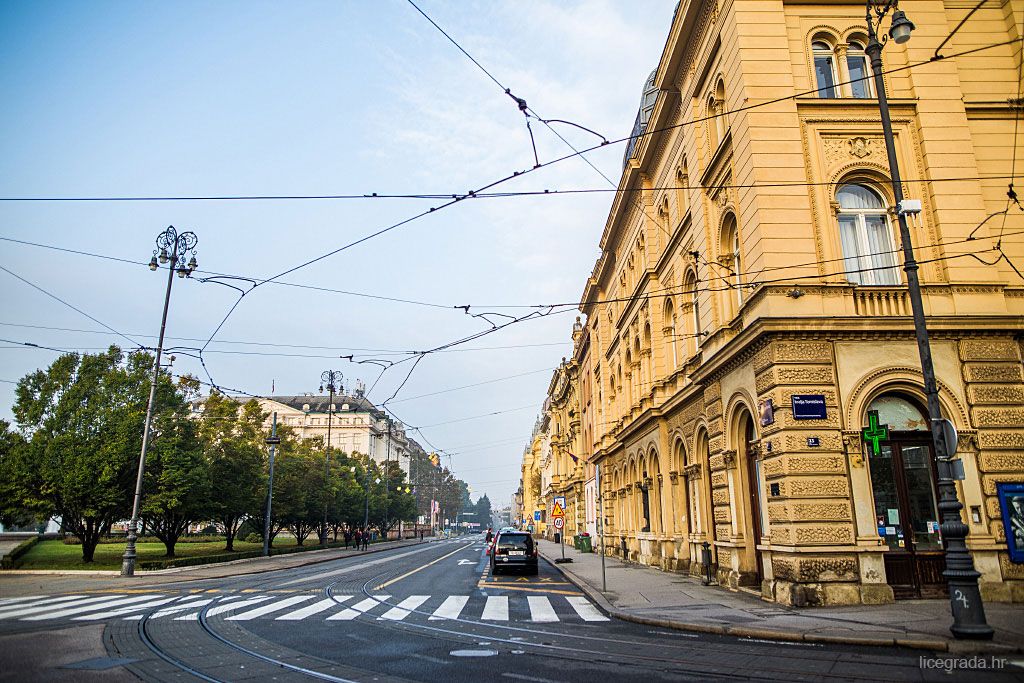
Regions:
[[791, 394, 827, 420]]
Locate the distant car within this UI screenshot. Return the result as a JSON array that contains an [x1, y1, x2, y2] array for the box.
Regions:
[[489, 530, 538, 575]]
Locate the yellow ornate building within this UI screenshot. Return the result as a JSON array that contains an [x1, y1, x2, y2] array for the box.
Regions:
[[536, 0, 1024, 606]]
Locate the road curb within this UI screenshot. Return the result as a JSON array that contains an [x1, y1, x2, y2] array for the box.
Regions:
[[538, 550, 1024, 654]]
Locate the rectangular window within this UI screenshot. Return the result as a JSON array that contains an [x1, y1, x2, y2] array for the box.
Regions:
[[814, 56, 837, 98], [847, 55, 871, 98]]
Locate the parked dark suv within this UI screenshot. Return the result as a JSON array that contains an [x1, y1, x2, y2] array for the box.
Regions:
[[489, 531, 538, 575]]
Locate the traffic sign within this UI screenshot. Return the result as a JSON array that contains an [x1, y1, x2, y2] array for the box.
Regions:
[[551, 502, 565, 517], [553, 517, 564, 529], [554, 495, 566, 510]]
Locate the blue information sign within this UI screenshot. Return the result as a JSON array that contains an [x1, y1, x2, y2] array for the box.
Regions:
[[791, 394, 827, 420], [533, 510, 541, 521]]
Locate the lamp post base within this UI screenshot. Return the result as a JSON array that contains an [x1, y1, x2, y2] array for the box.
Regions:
[[120, 527, 138, 577]]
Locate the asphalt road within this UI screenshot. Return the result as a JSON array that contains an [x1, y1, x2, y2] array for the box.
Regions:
[[1, 537, 1020, 682]]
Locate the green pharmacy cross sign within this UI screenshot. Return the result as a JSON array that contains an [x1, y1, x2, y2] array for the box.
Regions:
[[862, 410, 890, 456]]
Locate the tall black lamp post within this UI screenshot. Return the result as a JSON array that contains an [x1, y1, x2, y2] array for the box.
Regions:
[[121, 226, 198, 577], [864, 0, 992, 639], [319, 370, 343, 547]]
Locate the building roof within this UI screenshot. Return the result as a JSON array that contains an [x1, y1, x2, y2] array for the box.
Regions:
[[259, 394, 383, 417]]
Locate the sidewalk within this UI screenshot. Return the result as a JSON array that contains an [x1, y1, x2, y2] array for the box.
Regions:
[[537, 539, 1024, 655]]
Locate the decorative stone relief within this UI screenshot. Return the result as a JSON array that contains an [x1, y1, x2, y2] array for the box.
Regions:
[[982, 473, 1024, 495], [775, 341, 833, 363], [968, 384, 1024, 404], [712, 489, 730, 506], [973, 408, 1024, 428], [721, 449, 738, 468], [756, 366, 835, 394], [978, 453, 1024, 472], [960, 339, 1021, 362], [965, 364, 1024, 383], [847, 137, 872, 159], [842, 432, 864, 467], [785, 456, 846, 475], [714, 507, 731, 523], [787, 478, 849, 497], [978, 431, 1024, 450], [795, 525, 854, 545], [711, 472, 727, 488]]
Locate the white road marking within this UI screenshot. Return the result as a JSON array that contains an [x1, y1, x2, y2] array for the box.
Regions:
[[225, 595, 314, 621], [74, 596, 180, 620], [0, 595, 46, 606], [148, 597, 216, 619], [327, 595, 389, 621], [203, 596, 273, 617], [22, 594, 163, 621], [380, 595, 429, 621], [279, 546, 438, 586], [429, 596, 469, 621], [481, 596, 508, 621], [527, 596, 558, 622], [0, 595, 93, 618], [276, 597, 349, 620], [565, 596, 609, 622]]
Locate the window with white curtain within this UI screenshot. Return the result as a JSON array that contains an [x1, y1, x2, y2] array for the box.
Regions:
[[836, 184, 900, 285]]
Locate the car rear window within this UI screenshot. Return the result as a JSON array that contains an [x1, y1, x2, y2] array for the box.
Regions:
[[497, 534, 533, 550]]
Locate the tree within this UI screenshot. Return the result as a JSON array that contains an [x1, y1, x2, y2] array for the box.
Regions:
[[140, 377, 210, 557], [199, 393, 266, 550], [11, 347, 150, 562], [271, 438, 320, 546], [0, 420, 38, 530], [474, 494, 493, 529]]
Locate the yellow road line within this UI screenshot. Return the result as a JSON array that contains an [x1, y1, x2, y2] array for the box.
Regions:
[[374, 545, 473, 591]]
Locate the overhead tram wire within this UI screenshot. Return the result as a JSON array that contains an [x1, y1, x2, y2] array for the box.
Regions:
[[0, 263, 146, 351], [0, 38, 1013, 207]]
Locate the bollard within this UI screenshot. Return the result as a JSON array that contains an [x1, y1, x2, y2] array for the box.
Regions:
[[701, 541, 713, 585]]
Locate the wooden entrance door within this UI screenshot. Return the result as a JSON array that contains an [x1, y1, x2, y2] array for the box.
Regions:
[[868, 435, 947, 598]]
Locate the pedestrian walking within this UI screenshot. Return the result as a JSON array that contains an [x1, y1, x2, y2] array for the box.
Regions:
[[343, 528, 351, 549], [419, 530, 424, 542], [362, 529, 369, 551]]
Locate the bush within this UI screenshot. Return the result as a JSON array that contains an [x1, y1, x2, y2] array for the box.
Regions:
[[1, 536, 40, 569], [245, 533, 261, 544]]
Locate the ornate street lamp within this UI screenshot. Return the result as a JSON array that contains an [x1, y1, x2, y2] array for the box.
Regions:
[[864, 0, 991, 639], [319, 370, 343, 547], [121, 226, 198, 577]]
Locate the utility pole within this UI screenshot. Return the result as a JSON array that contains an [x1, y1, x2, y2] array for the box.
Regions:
[[263, 413, 279, 557], [121, 226, 198, 577]]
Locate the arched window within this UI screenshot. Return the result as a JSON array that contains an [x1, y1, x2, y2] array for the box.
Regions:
[[721, 215, 743, 315], [837, 184, 900, 285], [684, 270, 701, 351], [663, 299, 678, 370], [813, 40, 838, 98], [847, 40, 872, 98]]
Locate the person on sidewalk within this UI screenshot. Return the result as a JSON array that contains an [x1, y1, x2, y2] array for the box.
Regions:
[[343, 528, 351, 549], [362, 529, 369, 551]]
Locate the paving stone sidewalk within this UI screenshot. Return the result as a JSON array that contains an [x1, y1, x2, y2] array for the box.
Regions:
[[537, 538, 1024, 655]]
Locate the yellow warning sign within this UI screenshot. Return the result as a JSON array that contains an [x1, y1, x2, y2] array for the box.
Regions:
[[552, 502, 565, 517]]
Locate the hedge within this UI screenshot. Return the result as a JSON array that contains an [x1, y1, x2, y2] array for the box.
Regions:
[[1, 536, 40, 569]]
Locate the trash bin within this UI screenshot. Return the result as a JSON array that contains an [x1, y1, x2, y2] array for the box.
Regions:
[[572, 534, 582, 550], [578, 535, 593, 553]]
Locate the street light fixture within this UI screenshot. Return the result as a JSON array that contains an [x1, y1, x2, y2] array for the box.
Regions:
[[319, 370, 343, 547], [864, 0, 992, 639], [121, 226, 198, 577]]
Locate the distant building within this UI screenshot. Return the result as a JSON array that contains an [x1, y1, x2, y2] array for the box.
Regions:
[[253, 393, 410, 475]]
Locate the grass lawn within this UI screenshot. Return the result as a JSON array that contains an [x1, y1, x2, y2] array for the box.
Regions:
[[15, 537, 305, 570]]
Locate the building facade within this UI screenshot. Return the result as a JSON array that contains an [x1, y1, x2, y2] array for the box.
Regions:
[[255, 393, 410, 475], [531, 0, 1024, 606]]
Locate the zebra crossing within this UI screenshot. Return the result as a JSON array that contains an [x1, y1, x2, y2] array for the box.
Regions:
[[0, 592, 609, 625]]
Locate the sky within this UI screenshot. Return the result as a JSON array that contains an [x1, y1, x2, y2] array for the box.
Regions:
[[0, 1, 675, 508]]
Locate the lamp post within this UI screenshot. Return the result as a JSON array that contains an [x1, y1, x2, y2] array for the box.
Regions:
[[319, 370, 343, 548], [121, 226, 198, 577], [864, 0, 992, 639], [263, 413, 280, 557]]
